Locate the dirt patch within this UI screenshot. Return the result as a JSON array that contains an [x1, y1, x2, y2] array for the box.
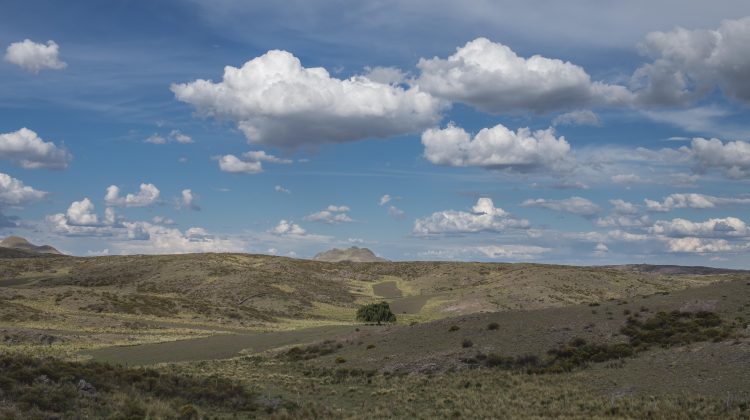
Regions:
[[390, 295, 429, 314], [372, 281, 403, 298], [84, 324, 355, 365]]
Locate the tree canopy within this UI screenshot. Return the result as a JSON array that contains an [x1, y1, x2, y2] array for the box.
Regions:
[[356, 302, 396, 325]]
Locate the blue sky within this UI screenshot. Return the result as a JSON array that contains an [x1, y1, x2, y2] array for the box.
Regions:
[[2, 1, 750, 267]]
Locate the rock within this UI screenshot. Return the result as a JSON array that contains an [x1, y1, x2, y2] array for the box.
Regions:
[[313, 246, 388, 263], [77, 379, 97, 398]]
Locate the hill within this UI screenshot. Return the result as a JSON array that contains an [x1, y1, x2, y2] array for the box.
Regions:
[[0, 235, 62, 255], [312, 246, 388, 262], [605, 264, 748, 275]]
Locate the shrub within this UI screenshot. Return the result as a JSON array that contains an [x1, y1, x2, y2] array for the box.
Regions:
[[356, 302, 396, 325], [487, 322, 499, 330], [449, 325, 460, 332], [366, 344, 376, 349], [462, 339, 473, 348], [335, 357, 347, 364]]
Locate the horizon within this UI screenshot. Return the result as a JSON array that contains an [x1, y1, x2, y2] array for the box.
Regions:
[[2, 1, 750, 269]]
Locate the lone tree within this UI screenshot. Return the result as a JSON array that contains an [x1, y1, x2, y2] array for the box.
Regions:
[[356, 302, 396, 325]]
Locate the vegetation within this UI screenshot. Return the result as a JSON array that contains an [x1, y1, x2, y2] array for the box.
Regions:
[[464, 310, 739, 374], [0, 353, 279, 418], [356, 301, 396, 325]]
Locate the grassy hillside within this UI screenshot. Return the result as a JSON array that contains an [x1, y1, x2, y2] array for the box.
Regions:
[[1, 252, 748, 417]]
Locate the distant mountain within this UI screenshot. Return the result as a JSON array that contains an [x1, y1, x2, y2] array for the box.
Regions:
[[604, 264, 748, 275], [313, 246, 388, 263], [0, 236, 62, 255]]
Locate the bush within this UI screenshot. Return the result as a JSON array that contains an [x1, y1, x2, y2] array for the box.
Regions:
[[487, 322, 499, 330], [462, 339, 473, 348], [449, 325, 460, 332], [356, 302, 396, 325]]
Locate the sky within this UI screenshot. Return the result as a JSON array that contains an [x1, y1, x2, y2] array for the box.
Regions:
[[2, 1, 750, 268]]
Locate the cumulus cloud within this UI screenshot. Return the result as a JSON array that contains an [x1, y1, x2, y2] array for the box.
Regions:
[[521, 196, 601, 218], [363, 66, 407, 85], [422, 124, 571, 172], [632, 17, 750, 106], [270, 219, 307, 236], [275, 185, 291, 194], [304, 205, 353, 224], [46, 198, 119, 236], [169, 130, 193, 144], [649, 217, 749, 238], [416, 37, 632, 114], [610, 199, 640, 215], [0, 172, 46, 206], [595, 199, 650, 228], [115, 222, 244, 254], [144, 134, 166, 144], [105, 183, 160, 207], [0, 128, 71, 169], [686, 137, 750, 179], [178, 189, 200, 211], [413, 198, 529, 235], [216, 151, 291, 174], [644, 193, 750, 212], [552, 110, 601, 126], [172, 50, 445, 148], [666, 237, 735, 253], [4, 39, 66, 73], [379, 194, 393, 206], [593, 243, 609, 256]]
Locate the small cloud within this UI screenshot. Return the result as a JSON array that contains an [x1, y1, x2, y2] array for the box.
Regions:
[[275, 185, 291, 194], [5, 39, 66, 73]]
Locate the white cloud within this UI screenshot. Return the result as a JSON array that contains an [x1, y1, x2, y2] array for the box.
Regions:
[[270, 219, 307, 236], [151, 216, 175, 225], [388, 205, 405, 219], [413, 198, 529, 235], [0, 172, 46, 206], [172, 50, 445, 148], [179, 189, 200, 211], [46, 198, 119, 236], [552, 110, 601, 126], [687, 137, 750, 179], [650, 216, 749, 238], [104, 183, 160, 207], [632, 17, 750, 106], [304, 205, 353, 224], [596, 199, 650, 227], [145, 130, 194, 145], [116, 222, 244, 254], [610, 199, 639, 215], [476, 244, 550, 259], [216, 151, 291, 174], [521, 196, 601, 218], [0, 128, 71, 169], [4, 39, 66, 73], [217, 154, 262, 174], [422, 123, 571, 172], [275, 185, 291, 194], [144, 134, 166, 144], [169, 130, 193, 144], [66, 198, 99, 226], [363, 66, 407, 85], [379, 194, 392, 206], [593, 243, 609, 256], [416, 37, 632, 114], [644, 193, 750, 212], [666, 237, 735, 253]]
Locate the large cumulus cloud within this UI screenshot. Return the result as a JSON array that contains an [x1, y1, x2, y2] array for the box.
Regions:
[[172, 50, 445, 148]]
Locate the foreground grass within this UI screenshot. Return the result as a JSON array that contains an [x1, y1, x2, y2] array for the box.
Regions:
[[0, 352, 285, 419], [170, 356, 749, 419]]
